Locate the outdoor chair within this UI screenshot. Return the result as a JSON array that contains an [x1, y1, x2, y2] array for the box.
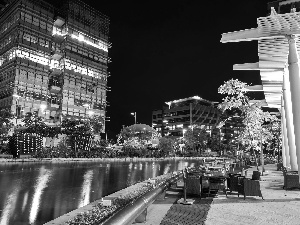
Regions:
[[225, 174, 244, 197], [186, 174, 202, 196], [252, 171, 260, 180], [226, 177, 264, 200], [283, 171, 300, 190], [277, 163, 283, 171], [243, 178, 263, 200]]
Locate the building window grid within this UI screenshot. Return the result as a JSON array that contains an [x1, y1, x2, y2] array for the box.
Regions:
[[0, 0, 109, 125]]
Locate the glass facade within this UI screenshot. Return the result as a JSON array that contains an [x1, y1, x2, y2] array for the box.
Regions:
[[0, 0, 110, 132]]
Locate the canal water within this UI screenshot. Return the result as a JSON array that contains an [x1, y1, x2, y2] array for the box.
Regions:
[[0, 158, 202, 225]]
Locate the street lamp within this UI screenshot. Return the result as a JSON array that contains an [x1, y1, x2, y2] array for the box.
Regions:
[[131, 112, 136, 124]]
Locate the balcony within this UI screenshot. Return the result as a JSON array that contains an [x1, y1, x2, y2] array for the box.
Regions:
[[49, 85, 61, 93]]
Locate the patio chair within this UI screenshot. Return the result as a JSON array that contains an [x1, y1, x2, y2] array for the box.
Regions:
[[225, 174, 244, 197], [277, 163, 283, 171], [243, 178, 263, 200], [186, 175, 202, 196], [283, 171, 300, 190]]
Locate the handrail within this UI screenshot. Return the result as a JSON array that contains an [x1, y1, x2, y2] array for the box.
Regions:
[[102, 173, 182, 225]]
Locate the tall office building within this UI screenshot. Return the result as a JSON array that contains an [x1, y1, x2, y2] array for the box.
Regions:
[[152, 96, 222, 138], [0, 0, 110, 132]]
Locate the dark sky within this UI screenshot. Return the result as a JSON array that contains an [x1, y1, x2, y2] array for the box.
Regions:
[[81, 0, 274, 139]]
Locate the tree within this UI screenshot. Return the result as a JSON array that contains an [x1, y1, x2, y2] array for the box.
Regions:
[[22, 112, 48, 135], [218, 79, 278, 172], [0, 109, 14, 152], [61, 117, 93, 157], [89, 115, 105, 134], [118, 125, 158, 147], [157, 137, 175, 157], [184, 125, 209, 155]]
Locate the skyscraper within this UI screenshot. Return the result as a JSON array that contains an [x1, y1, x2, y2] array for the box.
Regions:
[[0, 0, 110, 132]]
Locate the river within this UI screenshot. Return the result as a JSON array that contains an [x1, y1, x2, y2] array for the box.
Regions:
[[0, 158, 202, 225]]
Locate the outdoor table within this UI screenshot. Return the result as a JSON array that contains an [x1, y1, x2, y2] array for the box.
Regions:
[[202, 175, 227, 196]]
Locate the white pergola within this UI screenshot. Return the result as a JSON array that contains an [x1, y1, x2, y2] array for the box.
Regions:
[[221, 6, 300, 177]]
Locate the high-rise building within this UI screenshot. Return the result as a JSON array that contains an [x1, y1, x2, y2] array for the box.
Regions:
[[0, 0, 110, 132], [152, 96, 222, 137]]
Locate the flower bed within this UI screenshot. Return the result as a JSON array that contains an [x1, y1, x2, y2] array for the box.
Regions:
[[65, 172, 179, 225]]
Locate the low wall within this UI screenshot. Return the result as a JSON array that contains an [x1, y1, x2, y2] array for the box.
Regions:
[[44, 172, 182, 225]]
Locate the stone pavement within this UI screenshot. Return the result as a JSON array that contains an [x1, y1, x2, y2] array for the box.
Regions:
[[143, 164, 300, 225]]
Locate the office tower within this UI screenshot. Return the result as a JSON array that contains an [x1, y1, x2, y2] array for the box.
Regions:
[[0, 0, 110, 132]]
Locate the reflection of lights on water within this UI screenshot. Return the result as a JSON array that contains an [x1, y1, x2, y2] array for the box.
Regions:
[[105, 164, 110, 174], [22, 192, 29, 212], [128, 163, 133, 171], [78, 170, 93, 208], [0, 184, 20, 225], [152, 163, 157, 178], [29, 167, 52, 224], [163, 164, 171, 174], [139, 163, 143, 170]]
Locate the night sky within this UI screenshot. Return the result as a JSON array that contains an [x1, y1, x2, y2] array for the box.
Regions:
[[81, 0, 274, 139]]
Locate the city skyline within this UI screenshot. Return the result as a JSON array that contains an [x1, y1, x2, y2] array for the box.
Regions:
[[83, 0, 274, 139]]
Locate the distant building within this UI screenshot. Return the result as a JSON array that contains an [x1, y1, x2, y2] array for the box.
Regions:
[[152, 96, 224, 138], [0, 0, 110, 132], [267, 0, 300, 15]]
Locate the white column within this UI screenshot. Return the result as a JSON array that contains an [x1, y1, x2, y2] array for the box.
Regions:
[[283, 68, 297, 171], [281, 98, 289, 167], [287, 35, 300, 173]]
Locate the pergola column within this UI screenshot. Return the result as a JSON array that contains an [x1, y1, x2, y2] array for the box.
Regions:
[[287, 35, 300, 173], [281, 97, 289, 168], [283, 68, 297, 170]]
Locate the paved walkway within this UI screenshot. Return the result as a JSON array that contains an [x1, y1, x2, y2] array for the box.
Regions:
[[143, 164, 300, 225]]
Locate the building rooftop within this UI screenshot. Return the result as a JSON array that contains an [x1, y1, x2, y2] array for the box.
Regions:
[[165, 96, 218, 108]]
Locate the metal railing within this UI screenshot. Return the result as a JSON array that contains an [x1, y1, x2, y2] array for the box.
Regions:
[[102, 173, 182, 225]]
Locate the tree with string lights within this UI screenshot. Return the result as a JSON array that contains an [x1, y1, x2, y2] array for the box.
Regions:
[[218, 79, 278, 172]]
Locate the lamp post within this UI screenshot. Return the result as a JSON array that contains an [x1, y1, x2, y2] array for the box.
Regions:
[[131, 112, 136, 124]]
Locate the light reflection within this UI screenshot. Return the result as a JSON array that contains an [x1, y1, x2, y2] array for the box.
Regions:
[[139, 163, 143, 171], [29, 167, 52, 224], [105, 164, 110, 175], [21, 192, 29, 212], [78, 170, 94, 208], [0, 184, 20, 225], [163, 164, 171, 174], [128, 162, 133, 172], [152, 163, 157, 178]]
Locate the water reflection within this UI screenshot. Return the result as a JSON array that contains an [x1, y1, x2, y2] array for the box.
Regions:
[[29, 167, 52, 224], [0, 158, 201, 225], [78, 170, 93, 208], [22, 192, 29, 212], [0, 183, 20, 225]]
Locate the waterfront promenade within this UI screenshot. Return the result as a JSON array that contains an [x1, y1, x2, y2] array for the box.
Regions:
[[144, 164, 300, 225]]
